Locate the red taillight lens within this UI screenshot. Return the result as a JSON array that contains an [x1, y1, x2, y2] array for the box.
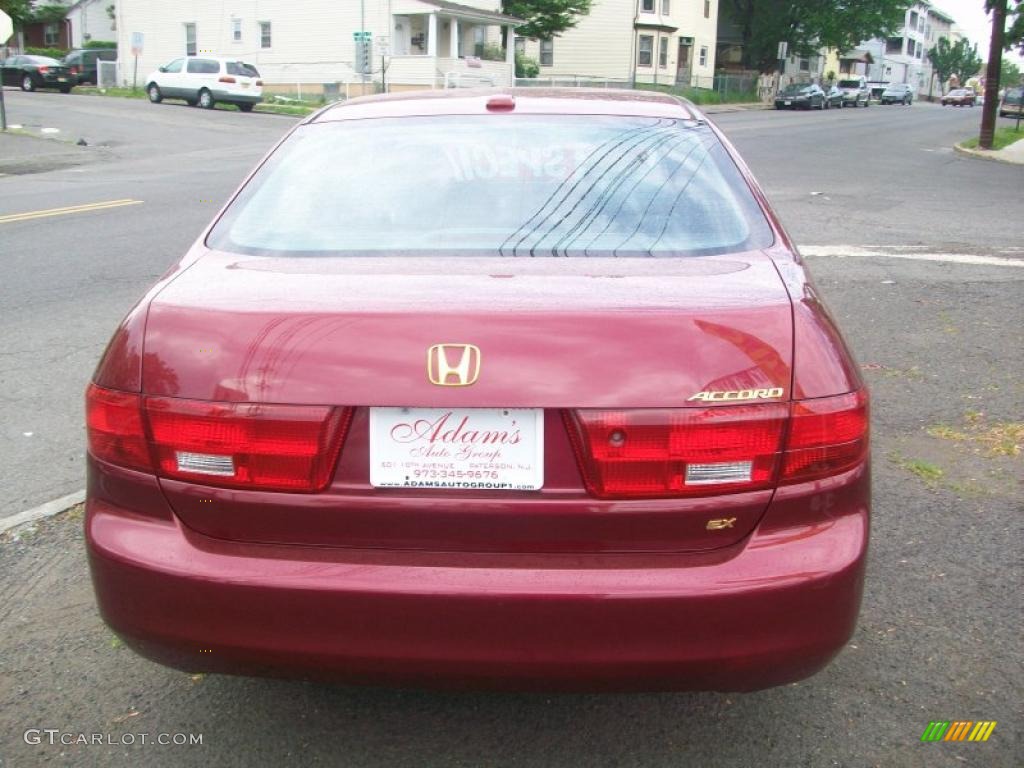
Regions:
[[38, 66, 49, 74], [86, 384, 152, 472], [781, 390, 868, 483], [566, 391, 868, 499], [218, 76, 237, 83], [86, 384, 351, 492], [144, 398, 351, 492], [565, 406, 788, 498]]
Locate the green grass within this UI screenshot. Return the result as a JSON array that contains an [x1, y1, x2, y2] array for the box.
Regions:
[[77, 86, 318, 115], [634, 82, 759, 105], [77, 86, 148, 99], [961, 126, 1024, 150]]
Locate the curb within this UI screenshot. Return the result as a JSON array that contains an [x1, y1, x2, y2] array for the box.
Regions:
[[953, 142, 1024, 166], [701, 103, 772, 114], [0, 491, 85, 536]]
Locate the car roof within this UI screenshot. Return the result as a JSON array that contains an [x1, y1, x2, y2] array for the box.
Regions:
[[312, 88, 700, 123]]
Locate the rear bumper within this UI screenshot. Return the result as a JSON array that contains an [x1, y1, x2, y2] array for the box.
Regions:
[[212, 90, 261, 104], [86, 463, 869, 692]]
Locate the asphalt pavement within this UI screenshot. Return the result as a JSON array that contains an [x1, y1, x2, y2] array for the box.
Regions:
[[0, 90, 1021, 767]]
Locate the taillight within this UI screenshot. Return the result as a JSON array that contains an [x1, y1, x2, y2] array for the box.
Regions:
[[38, 66, 49, 74], [566, 391, 868, 499], [86, 384, 152, 472], [565, 405, 788, 498], [781, 390, 868, 483], [218, 76, 237, 83], [85, 384, 352, 492]]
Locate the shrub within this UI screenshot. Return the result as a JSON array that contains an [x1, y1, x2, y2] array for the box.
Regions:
[[84, 40, 117, 50], [516, 52, 539, 78], [25, 46, 69, 60]]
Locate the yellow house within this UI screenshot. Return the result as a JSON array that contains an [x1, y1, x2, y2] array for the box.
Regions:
[[517, 0, 719, 87]]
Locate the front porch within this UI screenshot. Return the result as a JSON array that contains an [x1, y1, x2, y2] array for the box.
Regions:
[[388, 1, 519, 88]]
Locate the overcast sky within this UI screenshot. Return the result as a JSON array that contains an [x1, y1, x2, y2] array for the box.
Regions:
[[932, 0, 1024, 65]]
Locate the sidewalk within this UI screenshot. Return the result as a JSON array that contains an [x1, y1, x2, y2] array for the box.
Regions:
[[700, 102, 771, 115], [0, 130, 100, 175], [954, 138, 1024, 165]]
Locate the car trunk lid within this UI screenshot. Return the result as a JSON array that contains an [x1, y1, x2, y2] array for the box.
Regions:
[[143, 249, 794, 553]]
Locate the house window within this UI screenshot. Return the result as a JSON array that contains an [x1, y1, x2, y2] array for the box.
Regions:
[[232, 19, 242, 43], [642, 0, 654, 12], [659, 36, 668, 67], [260, 21, 272, 49], [661, 0, 670, 13], [539, 39, 553, 67], [514, 37, 526, 55], [184, 23, 197, 56], [704, 0, 710, 18], [44, 23, 60, 46], [474, 27, 485, 57], [638, 35, 653, 67], [886, 37, 902, 54], [699, 45, 708, 67], [799, 57, 810, 72]]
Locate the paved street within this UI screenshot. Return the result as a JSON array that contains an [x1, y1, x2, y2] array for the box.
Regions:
[[1, 91, 1021, 767]]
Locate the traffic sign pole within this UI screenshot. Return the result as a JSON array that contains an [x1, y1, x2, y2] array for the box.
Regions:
[[1, 9, 13, 130]]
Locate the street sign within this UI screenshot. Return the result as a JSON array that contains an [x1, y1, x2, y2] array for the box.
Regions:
[[352, 31, 372, 41], [0, 10, 13, 45], [131, 31, 144, 57]]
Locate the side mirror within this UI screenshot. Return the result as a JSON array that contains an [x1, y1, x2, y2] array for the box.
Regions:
[[158, 66, 167, 73]]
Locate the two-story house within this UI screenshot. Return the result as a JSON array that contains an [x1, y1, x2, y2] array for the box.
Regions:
[[517, 0, 718, 87], [114, 0, 520, 94]]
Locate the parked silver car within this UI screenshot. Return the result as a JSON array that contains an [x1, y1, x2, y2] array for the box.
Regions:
[[837, 78, 870, 108], [880, 83, 914, 105]]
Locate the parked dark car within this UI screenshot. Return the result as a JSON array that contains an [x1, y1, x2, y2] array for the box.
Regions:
[[774, 83, 826, 110], [62, 48, 117, 85], [824, 85, 845, 109], [0, 55, 74, 92], [880, 83, 914, 105], [998, 86, 1023, 118], [941, 88, 976, 107]]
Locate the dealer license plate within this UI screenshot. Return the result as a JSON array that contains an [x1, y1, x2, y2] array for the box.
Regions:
[[369, 407, 544, 491]]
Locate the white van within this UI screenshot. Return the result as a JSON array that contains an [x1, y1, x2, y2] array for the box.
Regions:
[[145, 57, 263, 112]]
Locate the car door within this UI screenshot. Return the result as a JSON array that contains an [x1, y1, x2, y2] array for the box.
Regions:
[[1, 56, 20, 86], [184, 58, 218, 100], [158, 58, 184, 97]]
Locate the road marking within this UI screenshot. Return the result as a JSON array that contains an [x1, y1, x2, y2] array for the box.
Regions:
[[0, 198, 143, 224], [0, 490, 85, 536], [801, 245, 1024, 268]]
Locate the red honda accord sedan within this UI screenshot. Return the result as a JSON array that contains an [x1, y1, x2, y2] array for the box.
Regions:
[[85, 89, 869, 692]]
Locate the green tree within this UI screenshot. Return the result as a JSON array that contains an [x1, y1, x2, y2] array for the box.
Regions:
[[927, 37, 983, 92], [0, 0, 33, 30], [721, 0, 910, 73], [501, 0, 592, 41], [1000, 56, 1022, 86], [1004, 0, 1023, 53]]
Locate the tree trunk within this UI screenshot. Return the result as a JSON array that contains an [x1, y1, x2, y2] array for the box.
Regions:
[[980, 0, 1007, 150]]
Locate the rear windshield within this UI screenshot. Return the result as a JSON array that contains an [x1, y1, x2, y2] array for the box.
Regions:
[[206, 116, 774, 257], [1004, 88, 1022, 103], [838, 80, 861, 88], [26, 56, 60, 65], [227, 61, 259, 77], [781, 84, 808, 94]]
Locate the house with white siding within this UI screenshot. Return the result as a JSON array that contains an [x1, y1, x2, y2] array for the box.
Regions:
[[66, 0, 117, 47], [517, 0, 718, 87], [114, 0, 520, 95]]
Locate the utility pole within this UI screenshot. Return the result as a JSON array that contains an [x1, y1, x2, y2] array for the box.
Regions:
[[979, 0, 1006, 149], [364, 0, 372, 94]]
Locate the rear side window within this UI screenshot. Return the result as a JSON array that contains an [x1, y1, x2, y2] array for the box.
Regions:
[[227, 61, 260, 77], [186, 58, 220, 74], [207, 116, 774, 258]]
